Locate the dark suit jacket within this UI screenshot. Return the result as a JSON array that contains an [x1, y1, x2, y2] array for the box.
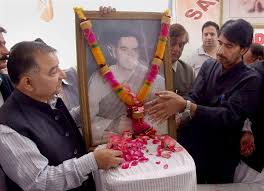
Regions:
[[242, 61, 264, 172], [0, 74, 13, 101], [173, 59, 195, 96]]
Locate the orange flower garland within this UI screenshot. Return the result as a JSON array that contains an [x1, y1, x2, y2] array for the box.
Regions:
[[74, 7, 170, 106]]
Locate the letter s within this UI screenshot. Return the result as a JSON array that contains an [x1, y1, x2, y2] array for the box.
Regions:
[[185, 9, 203, 20]]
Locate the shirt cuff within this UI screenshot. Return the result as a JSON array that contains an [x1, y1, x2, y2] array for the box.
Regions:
[[76, 152, 98, 177]]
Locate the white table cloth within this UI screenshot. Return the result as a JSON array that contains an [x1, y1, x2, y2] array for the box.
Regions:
[[94, 142, 197, 191]]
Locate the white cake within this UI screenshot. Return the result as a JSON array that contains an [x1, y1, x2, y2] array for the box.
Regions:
[[94, 140, 197, 191]]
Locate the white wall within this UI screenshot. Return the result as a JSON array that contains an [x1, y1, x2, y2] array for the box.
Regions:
[[0, 0, 170, 69]]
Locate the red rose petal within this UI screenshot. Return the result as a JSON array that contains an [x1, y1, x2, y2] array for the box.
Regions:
[[156, 161, 161, 165], [161, 151, 171, 159], [152, 139, 160, 144], [121, 162, 130, 169], [139, 157, 149, 163], [174, 146, 183, 152], [131, 160, 139, 166]]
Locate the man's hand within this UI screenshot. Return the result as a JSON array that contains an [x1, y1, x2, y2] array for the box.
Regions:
[[93, 149, 123, 170], [99, 6, 116, 16], [145, 91, 186, 124], [240, 131, 255, 157]]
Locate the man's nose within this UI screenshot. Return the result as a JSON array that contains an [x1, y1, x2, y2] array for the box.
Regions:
[[171, 44, 180, 52], [59, 68, 66, 80], [217, 45, 224, 55], [0, 45, 9, 56], [206, 35, 212, 39]]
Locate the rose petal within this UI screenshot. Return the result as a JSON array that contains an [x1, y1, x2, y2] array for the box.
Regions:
[[121, 162, 130, 169], [174, 146, 183, 152], [131, 160, 139, 166], [156, 161, 161, 165], [152, 139, 160, 144], [124, 154, 132, 161], [163, 164, 168, 169], [161, 151, 171, 159], [139, 157, 149, 163]]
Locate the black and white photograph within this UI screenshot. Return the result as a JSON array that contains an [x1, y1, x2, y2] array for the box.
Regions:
[[76, 12, 171, 146]]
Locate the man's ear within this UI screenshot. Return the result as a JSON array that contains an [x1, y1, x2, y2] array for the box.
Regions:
[[18, 75, 34, 92]]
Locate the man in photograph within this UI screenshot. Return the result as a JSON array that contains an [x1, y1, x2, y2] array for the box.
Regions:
[[88, 32, 166, 144]]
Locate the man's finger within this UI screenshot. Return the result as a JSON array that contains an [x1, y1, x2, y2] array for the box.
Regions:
[[144, 98, 159, 110], [155, 90, 170, 96], [157, 113, 169, 124], [112, 150, 122, 157], [114, 157, 124, 165], [106, 6, 111, 13], [147, 103, 165, 115], [103, 7, 108, 14], [149, 110, 167, 123]]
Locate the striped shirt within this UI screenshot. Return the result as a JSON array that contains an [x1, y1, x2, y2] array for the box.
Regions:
[[0, 125, 98, 191]]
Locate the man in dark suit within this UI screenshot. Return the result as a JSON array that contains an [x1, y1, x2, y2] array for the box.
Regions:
[[234, 60, 264, 183], [0, 26, 13, 191], [169, 24, 195, 96], [148, 19, 262, 183], [0, 26, 13, 106]]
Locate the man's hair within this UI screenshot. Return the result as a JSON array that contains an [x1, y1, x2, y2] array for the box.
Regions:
[[7, 40, 56, 84], [202, 21, 220, 36], [250, 43, 264, 59], [109, 31, 141, 47], [220, 19, 253, 48], [170, 23, 189, 43], [0, 26, 7, 33]]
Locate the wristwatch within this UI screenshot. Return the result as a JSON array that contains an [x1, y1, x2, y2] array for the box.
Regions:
[[180, 100, 192, 121]]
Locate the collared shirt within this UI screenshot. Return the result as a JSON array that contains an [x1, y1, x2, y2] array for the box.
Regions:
[[188, 46, 213, 77], [172, 60, 195, 96], [0, 92, 3, 108], [60, 68, 79, 111], [172, 60, 179, 73], [59, 67, 81, 127], [0, 78, 3, 107]]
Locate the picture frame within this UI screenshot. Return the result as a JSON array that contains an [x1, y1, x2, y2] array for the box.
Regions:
[[75, 11, 174, 150], [220, 0, 264, 28]]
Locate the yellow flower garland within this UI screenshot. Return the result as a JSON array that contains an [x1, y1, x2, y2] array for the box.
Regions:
[[74, 7, 170, 105]]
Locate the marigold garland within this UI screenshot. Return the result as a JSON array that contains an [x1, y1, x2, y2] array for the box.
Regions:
[[74, 7, 170, 134], [74, 7, 170, 105]]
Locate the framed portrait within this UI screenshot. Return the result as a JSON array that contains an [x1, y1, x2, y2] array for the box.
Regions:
[[75, 11, 174, 150], [221, 0, 264, 28]]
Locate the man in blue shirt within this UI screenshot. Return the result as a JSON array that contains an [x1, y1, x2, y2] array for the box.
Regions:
[[147, 19, 263, 183]]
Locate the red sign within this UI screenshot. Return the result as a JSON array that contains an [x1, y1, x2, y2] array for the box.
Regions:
[[254, 33, 264, 45], [185, 0, 220, 20]]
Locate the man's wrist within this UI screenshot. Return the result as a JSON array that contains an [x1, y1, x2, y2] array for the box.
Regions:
[[190, 102, 197, 117], [180, 99, 187, 113]]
